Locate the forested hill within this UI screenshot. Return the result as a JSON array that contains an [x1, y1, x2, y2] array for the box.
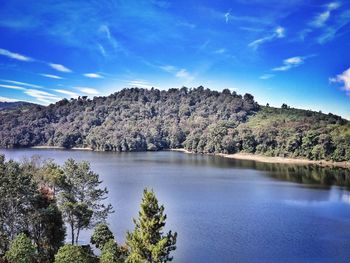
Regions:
[[0, 87, 349, 162], [0, 101, 37, 111]]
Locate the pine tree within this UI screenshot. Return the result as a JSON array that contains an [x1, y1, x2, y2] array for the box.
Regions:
[[126, 189, 177, 263], [91, 223, 114, 249], [5, 233, 36, 263]]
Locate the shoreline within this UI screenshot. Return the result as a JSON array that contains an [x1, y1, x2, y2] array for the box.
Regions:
[[12, 146, 350, 169], [30, 146, 93, 151], [220, 153, 350, 169], [170, 148, 350, 169]]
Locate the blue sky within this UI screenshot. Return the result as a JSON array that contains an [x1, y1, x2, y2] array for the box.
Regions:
[[0, 0, 350, 119]]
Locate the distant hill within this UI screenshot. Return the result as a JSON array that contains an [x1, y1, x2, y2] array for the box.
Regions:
[[0, 87, 349, 162], [0, 101, 38, 111]]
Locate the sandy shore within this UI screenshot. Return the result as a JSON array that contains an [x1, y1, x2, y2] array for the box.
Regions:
[[220, 153, 350, 168], [29, 146, 349, 168], [171, 148, 350, 169], [169, 148, 192, 154]]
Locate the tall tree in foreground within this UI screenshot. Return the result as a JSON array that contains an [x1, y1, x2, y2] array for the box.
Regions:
[[54, 244, 92, 263], [126, 189, 177, 263], [58, 159, 113, 244], [4, 233, 36, 263]]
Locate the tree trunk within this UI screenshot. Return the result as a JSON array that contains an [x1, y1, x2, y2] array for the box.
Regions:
[[76, 227, 80, 244], [71, 223, 74, 245]]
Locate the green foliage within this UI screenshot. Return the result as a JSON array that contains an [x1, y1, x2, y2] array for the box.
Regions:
[[31, 195, 66, 263], [100, 239, 124, 263], [91, 223, 115, 249], [58, 159, 113, 244], [126, 189, 177, 263], [54, 244, 92, 263], [0, 87, 258, 152], [5, 234, 36, 263], [0, 156, 37, 254]]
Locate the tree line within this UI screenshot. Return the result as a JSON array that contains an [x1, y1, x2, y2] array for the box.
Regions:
[[0, 155, 177, 263], [0, 87, 349, 162]]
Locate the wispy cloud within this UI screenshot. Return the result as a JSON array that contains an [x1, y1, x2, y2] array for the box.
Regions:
[[214, 48, 226, 54], [24, 89, 61, 104], [0, 48, 33, 61], [310, 2, 341, 28], [272, 56, 305, 71], [160, 64, 195, 83], [0, 79, 42, 88], [40, 74, 63, 79], [75, 87, 99, 95], [225, 10, 231, 23], [49, 63, 72, 73], [0, 84, 26, 90], [301, 2, 346, 43], [260, 74, 275, 80], [54, 89, 79, 98], [330, 67, 350, 95], [175, 68, 195, 82], [128, 80, 156, 89], [83, 73, 104, 78], [248, 26, 285, 49], [0, 96, 20, 102], [159, 65, 177, 73]]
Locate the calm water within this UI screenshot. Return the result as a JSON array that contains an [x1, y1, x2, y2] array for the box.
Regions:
[[1, 149, 350, 263]]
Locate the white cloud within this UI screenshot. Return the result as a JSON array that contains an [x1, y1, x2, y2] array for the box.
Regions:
[[225, 11, 230, 23], [214, 48, 226, 54], [83, 73, 103, 78], [0, 96, 20, 102], [24, 89, 61, 104], [0, 84, 26, 90], [260, 74, 275, 80], [310, 2, 340, 28], [176, 69, 190, 78], [0, 79, 42, 88], [272, 56, 304, 71], [330, 67, 350, 94], [176, 68, 195, 82], [40, 74, 63, 79], [54, 89, 79, 98], [160, 65, 177, 73], [75, 87, 99, 95], [248, 26, 285, 49], [128, 80, 156, 89], [0, 48, 33, 61], [49, 63, 72, 73]]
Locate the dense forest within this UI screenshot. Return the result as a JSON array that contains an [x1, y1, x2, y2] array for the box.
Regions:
[[0, 87, 349, 162], [0, 155, 176, 262]]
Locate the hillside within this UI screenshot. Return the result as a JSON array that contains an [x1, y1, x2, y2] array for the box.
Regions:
[[0, 101, 37, 111], [0, 87, 349, 162]]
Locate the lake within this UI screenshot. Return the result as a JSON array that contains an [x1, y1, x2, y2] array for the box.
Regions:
[[1, 149, 350, 263]]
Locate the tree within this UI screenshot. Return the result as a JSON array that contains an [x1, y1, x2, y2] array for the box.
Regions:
[[58, 159, 113, 244], [0, 156, 37, 254], [91, 223, 114, 249], [100, 239, 124, 263], [5, 234, 36, 263], [31, 193, 66, 263], [54, 244, 92, 263], [126, 189, 177, 263]]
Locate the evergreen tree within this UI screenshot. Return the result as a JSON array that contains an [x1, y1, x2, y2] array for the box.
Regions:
[[54, 244, 92, 263], [91, 223, 114, 249], [126, 189, 177, 263], [58, 159, 113, 244], [100, 239, 124, 263], [5, 234, 36, 263]]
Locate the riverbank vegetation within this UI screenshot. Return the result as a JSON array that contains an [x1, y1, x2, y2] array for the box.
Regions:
[[0, 87, 349, 162], [0, 155, 177, 263]]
